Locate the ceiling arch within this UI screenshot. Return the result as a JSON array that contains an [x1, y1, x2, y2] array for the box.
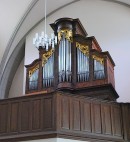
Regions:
[[0, 0, 130, 98]]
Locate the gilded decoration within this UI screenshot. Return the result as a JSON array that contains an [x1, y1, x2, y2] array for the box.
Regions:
[[58, 29, 73, 42], [76, 42, 89, 56], [92, 55, 104, 64], [29, 64, 39, 78], [42, 49, 54, 66]]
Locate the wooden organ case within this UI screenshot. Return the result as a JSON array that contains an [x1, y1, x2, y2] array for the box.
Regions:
[[1, 18, 130, 142], [25, 18, 118, 101]]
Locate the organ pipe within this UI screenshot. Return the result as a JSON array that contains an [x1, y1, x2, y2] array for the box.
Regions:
[[29, 69, 39, 90], [94, 59, 105, 79], [58, 34, 72, 83], [43, 53, 54, 87], [77, 48, 89, 82]]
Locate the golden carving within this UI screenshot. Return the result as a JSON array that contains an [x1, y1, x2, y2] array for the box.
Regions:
[[76, 42, 89, 56], [58, 29, 73, 42], [29, 64, 39, 78], [42, 49, 54, 66], [92, 55, 104, 64]]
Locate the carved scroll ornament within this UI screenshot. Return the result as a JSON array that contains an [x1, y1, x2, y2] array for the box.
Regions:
[[76, 42, 89, 56], [58, 29, 73, 42], [29, 64, 39, 78], [42, 49, 54, 66], [92, 55, 104, 64]]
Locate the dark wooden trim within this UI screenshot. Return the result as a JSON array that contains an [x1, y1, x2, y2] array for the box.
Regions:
[[0, 92, 129, 141], [25, 17, 117, 100]]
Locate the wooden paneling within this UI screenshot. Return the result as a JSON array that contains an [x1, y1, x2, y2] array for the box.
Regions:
[[0, 104, 8, 134], [91, 103, 102, 134], [101, 104, 112, 135], [43, 97, 53, 129], [107, 59, 115, 88], [127, 106, 130, 140], [10, 102, 19, 133], [71, 99, 81, 131], [32, 99, 41, 130], [81, 101, 91, 132], [61, 96, 70, 130], [21, 101, 30, 132], [111, 105, 122, 137], [0, 93, 129, 142]]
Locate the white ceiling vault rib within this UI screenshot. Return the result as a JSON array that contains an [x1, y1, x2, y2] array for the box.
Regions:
[[0, 0, 78, 79], [0, 0, 79, 99], [103, 0, 130, 7], [0, 0, 130, 79], [115, 0, 130, 6], [0, 0, 130, 99], [0, 0, 38, 79]]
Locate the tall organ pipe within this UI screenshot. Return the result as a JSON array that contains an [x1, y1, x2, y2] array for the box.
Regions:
[[43, 53, 54, 87], [58, 35, 71, 83], [77, 48, 89, 82]]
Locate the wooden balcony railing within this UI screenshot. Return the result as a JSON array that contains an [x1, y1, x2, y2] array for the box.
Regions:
[[0, 92, 129, 142]]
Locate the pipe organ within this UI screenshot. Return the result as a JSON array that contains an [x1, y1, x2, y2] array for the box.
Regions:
[[94, 59, 105, 79], [28, 64, 39, 90], [0, 17, 124, 142], [76, 42, 89, 82], [58, 33, 72, 83], [92, 55, 105, 79], [42, 53, 54, 87], [25, 18, 117, 100]]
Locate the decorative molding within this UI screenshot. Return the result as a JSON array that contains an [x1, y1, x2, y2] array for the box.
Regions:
[[58, 29, 73, 42], [92, 55, 104, 64], [76, 42, 89, 56], [29, 64, 39, 78], [42, 49, 54, 66]]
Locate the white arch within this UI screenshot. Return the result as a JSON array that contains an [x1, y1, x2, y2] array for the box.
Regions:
[[0, 0, 130, 99]]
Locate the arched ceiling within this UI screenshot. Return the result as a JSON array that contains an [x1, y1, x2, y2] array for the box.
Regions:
[[0, 0, 130, 99], [0, 0, 130, 63]]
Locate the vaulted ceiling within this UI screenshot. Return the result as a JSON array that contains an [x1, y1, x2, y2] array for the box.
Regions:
[[0, 0, 130, 99], [0, 0, 130, 62]]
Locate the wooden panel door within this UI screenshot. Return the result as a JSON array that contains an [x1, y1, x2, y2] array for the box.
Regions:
[[91, 102, 102, 134], [0, 103, 8, 134], [81, 100, 92, 132], [111, 104, 122, 137], [101, 104, 112, 135], [10, 102, 19, 133]]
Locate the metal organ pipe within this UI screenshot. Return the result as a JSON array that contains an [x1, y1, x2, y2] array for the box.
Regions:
[[58, 35, 72, 83], [94, 59, 105, 79], [77, 48, 89, 82], [63, 35, 65, 82], [77, 48, 80, 82], [66, 39, 68, 82], [69, 41, 71, 81], [43, 53, 54, 88]]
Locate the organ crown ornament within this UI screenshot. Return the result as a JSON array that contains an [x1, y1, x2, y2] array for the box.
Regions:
[[25, 17, 118, 101]]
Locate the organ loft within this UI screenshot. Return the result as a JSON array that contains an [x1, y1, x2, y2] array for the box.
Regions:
[[0, 18, 130, 142], [25, 17, 118, 101]]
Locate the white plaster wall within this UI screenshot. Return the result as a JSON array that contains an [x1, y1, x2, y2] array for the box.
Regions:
[[0, 0, 33, 63], [8, 58, 24, 98], [24, 0, 130, 102]]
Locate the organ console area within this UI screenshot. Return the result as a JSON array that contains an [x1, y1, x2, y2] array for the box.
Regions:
[[25, 18, 118, 100]]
